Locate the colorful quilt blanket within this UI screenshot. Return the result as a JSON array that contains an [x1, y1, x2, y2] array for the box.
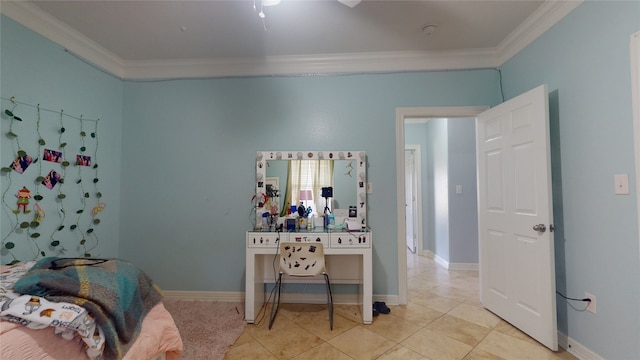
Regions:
[[8, 257, 163, 360], [1, 293, 106, 359]]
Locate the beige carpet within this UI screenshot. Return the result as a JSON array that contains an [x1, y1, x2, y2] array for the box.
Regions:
[[162, 299, 246, 360]]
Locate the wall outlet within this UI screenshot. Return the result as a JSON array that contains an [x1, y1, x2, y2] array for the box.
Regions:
[[585, 292, 596, 314]]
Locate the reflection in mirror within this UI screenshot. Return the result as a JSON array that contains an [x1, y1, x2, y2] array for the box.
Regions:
[[266, 159, 357, 217], [256, 151, 366, 230]]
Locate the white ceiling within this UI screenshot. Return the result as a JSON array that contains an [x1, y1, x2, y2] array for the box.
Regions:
[[2, 0, 583, 79]]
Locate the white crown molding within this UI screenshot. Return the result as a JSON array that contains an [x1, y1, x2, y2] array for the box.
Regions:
[[1, 0, 124, 78], [2, 0, 583, 80], [122, 49, 499, 80], [497, 0, 584, 65]]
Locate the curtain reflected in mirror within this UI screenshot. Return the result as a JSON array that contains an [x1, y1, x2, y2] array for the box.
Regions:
[[267, 159, 359, 217], [277, 160, 334, 216]]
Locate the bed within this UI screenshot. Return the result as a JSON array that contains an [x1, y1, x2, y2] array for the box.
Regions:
[[0, 257, 183, 360]]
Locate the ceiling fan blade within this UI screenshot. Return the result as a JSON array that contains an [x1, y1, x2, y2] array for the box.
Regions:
[[338, 0, 361, 8]]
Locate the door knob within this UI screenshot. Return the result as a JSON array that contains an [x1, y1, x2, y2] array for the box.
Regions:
[[533, 224, 546, 232]]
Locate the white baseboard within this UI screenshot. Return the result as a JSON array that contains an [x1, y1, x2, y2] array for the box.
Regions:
[[434, 254, 450, 268], [163, 290, 244, 302], [558, 331, 605, 360], [422, 250, 478, 270], [163, 290, 399, 306], [448, 263, 479, 271], [422, 250, 435, 259], [373, 294, 399, 306]]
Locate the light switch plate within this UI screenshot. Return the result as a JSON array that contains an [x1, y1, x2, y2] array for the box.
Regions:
[[614, 174, 630, 195]]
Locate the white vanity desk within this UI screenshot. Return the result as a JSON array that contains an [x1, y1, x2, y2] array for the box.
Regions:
[[245, 229, 373, 325], [247, 150, 371, 324]]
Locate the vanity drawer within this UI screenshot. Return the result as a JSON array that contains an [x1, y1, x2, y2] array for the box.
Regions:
[[330, 232, 371, 248], [247, 232, 286, 248], [289, 233, 329, 247]]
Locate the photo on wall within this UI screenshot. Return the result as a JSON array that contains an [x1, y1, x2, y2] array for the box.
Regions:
[[10, 154, 33, 174], [42, 169, 61, 189], [43, 149, 63, 163], [76, 155, 91, 166]]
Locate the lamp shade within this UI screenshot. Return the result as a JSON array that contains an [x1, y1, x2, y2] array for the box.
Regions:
[[299, 190, 313, 201]]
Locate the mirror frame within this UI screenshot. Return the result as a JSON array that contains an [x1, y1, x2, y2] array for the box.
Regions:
[[256, 150, 367, 228]]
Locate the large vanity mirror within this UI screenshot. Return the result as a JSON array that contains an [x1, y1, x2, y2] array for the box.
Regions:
[[255, 151, 366, 229]]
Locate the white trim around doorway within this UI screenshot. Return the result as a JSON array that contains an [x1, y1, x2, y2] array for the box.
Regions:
[[405, 144, 423, 255]]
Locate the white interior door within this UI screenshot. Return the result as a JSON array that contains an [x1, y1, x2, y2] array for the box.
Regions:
[[477, 84, 557, 350], [405, 148, 417, 253]]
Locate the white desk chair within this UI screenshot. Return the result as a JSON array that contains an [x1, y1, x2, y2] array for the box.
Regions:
[[269, 242, 333, 330]]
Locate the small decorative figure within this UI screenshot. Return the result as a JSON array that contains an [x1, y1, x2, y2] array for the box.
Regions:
[[34, 203, 45, 223], [14, 186, 32, 214]]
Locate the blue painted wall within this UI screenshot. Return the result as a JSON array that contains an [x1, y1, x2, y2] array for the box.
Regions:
[[119, 71, 498, 295], [1, 16, 123, 261], [447, 118, 478, 264], [500, 1, 640, 358]]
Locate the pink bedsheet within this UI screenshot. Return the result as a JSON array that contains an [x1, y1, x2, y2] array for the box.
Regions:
[[0, 301, 183, 360]]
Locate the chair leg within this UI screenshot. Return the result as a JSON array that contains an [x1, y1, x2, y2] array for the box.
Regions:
[[324, 273, 333, 330], [268, 274, 283, 329]]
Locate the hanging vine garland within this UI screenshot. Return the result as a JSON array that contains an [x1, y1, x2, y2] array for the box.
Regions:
[[33, 105, 45, 204], [73, 115, 99, 257], [70, 115, 86, 252], [27, 105, 44, 252], [23, 104, 44, 257], [49, 109, 69, 255], [1, 97, 104, 264], [1, 98, 23, 264], [84, 118, 103, 257], [0, 99, 46, 262]]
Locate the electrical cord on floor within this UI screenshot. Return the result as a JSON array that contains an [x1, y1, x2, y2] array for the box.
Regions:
[[253, 281, 278, 327], [556, 291, 591, 311], [253, 229, 282, 327]]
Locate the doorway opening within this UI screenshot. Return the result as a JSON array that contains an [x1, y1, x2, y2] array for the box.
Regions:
[[395, 106, 487, 305]]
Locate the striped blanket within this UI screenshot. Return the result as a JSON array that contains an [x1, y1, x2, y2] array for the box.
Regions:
[[11, 257, 163, 360]]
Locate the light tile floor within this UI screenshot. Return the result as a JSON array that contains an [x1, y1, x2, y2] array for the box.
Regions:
[[226, 251, 577, 360]]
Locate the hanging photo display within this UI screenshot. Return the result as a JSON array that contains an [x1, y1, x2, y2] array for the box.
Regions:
[[1, 96, 105, 264]]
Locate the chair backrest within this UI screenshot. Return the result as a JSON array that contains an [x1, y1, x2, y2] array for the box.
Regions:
[[279, 242, 326, 277]]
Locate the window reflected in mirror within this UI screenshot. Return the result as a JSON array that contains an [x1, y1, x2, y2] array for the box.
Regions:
[[256, 151, 366, 230]]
